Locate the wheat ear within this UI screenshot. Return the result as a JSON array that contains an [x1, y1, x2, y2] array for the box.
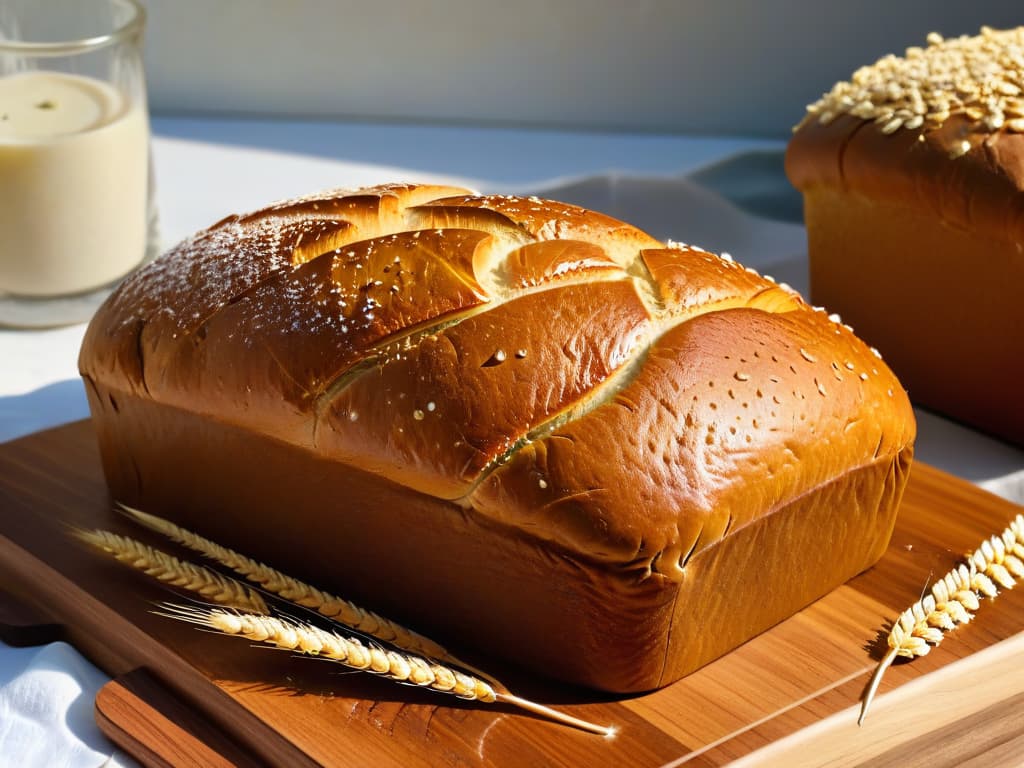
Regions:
[[160, 605, 615, 737], [83, 529, 615, 737], [859, 513, 1024, 725], [75, 529, 269, 615], [117, 503, 489, 681]]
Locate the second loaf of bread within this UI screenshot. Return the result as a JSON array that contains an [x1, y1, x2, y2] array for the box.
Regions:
[[79, 183, 915, 692]]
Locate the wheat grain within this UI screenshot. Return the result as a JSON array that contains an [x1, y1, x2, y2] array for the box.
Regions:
[[160, 604, 615, 737], [859, 513, 1024, 725], [162, 604, 493, 698], [75, 529, 269, 615], [117, 503, 474, 673], [804, 27, 1024, 136]]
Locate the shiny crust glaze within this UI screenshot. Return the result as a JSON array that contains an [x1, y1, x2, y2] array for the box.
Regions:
[[80, 184, 915, 583], [473, 306, 908, 580]]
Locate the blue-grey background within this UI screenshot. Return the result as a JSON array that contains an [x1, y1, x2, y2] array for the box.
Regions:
[[139, 1, 1021, 137]]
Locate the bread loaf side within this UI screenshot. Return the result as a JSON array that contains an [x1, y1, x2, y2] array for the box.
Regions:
[[787, 27, 1024, 445], [80, 183, 915, 691]]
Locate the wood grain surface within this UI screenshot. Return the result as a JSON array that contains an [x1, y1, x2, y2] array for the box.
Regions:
[[0, 420, 1022, 767], [731, 630, 1024, 767], [94, 668, 264, 768]]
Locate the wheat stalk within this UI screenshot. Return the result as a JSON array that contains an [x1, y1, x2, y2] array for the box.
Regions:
[[76, 525, 614, 737], [75, 529, 269, 615], [859, 513, 1024, 725], [116, 505, 617, 735], [116, 504, 498, 683], [160, 604, 615, 737]]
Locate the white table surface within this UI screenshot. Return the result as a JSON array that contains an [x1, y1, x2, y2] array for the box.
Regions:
[[1, 116, 1022, 767]]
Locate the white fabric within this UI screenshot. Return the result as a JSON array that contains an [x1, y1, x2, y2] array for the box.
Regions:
[[1, 125, 1022, 766], [0, 643, 136, 768]]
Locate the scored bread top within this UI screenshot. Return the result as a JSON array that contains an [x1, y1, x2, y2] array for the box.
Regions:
[[80, 183, 915, 582]]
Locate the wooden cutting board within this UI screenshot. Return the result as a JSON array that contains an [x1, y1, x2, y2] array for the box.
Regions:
[[1, 420, 1022, 767]]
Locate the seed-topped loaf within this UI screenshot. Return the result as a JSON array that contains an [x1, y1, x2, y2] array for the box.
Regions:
[[787, 26, 1024, 446], [80, 183, 915, 692]]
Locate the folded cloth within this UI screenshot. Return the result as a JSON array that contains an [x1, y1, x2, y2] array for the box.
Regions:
[[533, 165, 810, 296], [0, 642, 137, 768]]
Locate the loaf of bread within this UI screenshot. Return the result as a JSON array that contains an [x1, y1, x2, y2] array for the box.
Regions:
[[79, 183, 915, 692], [787, 26, 1024, 446]]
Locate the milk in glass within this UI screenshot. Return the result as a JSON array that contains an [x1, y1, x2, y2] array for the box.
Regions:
[[0, 70, 148, 296]]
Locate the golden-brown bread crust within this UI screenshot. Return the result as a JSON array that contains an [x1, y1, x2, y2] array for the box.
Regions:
[[786, 28, 1024, 445], [80, 183, 916, 691], [319, 279, 651, 498], [474, 306, 908, 580], [787, 113, 1024, 243]]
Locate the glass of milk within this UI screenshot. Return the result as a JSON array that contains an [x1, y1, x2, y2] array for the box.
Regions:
[[0, 0, 156, 327]]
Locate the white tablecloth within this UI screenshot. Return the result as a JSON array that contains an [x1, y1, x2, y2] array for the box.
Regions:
[[1, 118, 1022, 766]]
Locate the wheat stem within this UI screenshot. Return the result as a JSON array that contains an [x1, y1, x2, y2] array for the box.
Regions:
[[160, 605, 614, 735], [496, 693, 616, 737], [75, 529, 269, 615], [859, 513, 1024, 724], [858, 646, 897, 726], [118, 503, 498, 686]]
